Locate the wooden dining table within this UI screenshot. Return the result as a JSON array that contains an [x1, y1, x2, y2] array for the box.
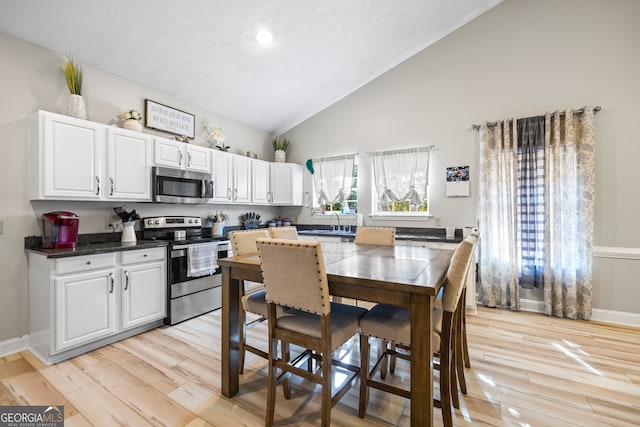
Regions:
[[218, 241, 454, 427]]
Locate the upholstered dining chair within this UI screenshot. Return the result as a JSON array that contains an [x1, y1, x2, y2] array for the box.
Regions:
[[358, 238, 475, 427], [354, 226, 396, 246], [268, 226, 298, 240], [257, 238, 367, 427], [228, 229, 271, 373]]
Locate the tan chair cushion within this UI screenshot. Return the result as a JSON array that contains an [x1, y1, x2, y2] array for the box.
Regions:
[[276, 302, 367, 352], [442, 239, 474, 312], [229, 229, 270, 256], [268, 226, 298, 240], [258, 239, 331, 315], [359, 304, 443, 348], [354, 226, 395, 246]]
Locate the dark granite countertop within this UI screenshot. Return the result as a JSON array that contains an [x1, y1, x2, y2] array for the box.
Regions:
[[295, 225, 463, 243], [25, 234, 168, 259]]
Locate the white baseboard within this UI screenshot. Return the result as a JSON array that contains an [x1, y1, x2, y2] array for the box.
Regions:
[[518, 299, 640, 328], [0, 335, 29, 358]]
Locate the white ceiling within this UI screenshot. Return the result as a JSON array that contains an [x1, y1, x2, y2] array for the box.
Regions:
[[0, 0, 502, 133]]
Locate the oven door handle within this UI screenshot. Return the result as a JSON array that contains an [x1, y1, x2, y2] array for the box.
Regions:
[[171, 248, 187, 256]]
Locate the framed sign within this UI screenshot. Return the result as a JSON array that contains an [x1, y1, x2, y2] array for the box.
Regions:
[[144, 99, 195, 138]]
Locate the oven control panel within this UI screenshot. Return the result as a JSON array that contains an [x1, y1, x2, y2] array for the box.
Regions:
[[142, 216, 201, 229]]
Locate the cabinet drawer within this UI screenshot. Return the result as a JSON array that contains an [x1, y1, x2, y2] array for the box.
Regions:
[[121, 247, 165, 265], [56, 253, 116, 275]]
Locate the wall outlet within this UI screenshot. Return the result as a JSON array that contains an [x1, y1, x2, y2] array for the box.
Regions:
[[105, 217, 113, 230]]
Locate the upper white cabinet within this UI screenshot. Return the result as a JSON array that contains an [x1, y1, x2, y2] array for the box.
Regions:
[[153, 136, 210, 173], [252, 161, 303, 206], [106, 127, 153, 200], [270, 162, 303, 206], [211, 150, 233, 202], [233, 155, 252, 204], [30, 110, 104, 200], [30, 111, 152, 201]]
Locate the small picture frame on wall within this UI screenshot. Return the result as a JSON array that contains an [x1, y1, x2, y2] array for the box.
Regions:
[[446, 165, 470, 196], [144, 99, 195, 139]]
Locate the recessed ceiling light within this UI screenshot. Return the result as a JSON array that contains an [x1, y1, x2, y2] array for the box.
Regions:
[[256, 29, 273, 45]]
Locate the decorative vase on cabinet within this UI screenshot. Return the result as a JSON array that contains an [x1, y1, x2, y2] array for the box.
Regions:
[[274, 149, 286, 163], [67, 94, 87, 120], [121, 221, 137, 244], [123, 119, 143, 132]]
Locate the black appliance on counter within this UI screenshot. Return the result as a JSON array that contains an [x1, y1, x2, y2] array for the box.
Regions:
[[141, 216, 230, 325]]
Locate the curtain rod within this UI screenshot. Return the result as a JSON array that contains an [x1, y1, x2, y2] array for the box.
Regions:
[[313, 153, 357, 162], [366, 145, 435, 156], [471, 106, 601, 130]]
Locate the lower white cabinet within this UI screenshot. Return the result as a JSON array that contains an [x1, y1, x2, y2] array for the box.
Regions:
[[29, 247, 166, 365]]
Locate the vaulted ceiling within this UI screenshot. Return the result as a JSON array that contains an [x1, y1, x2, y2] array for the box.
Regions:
[[0, 0, 502, 133]]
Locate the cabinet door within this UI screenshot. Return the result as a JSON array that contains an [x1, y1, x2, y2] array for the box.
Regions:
[[42, 113, 103, 199], [121, 261, 166, 330], [185, 145, 211, 173], [212, 151, 233, 202], [153, 137, 184, 169], [54, 270, 117, 352], [233, 155, 252, 204], [270, 163, 303, 205], [106, 128, 152, 200], [251, 159, 271, 205]]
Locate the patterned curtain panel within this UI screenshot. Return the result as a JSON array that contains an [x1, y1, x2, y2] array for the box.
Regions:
[[371, 147, 431, 210], [543, 108, 595, 320], [478, 107, 595, 319], [478, 121, 520, 310], [311, 155, 355, 207]]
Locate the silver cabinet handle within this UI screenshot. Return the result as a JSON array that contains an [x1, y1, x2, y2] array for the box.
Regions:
[[233, 188, 238, 201], [227, 188, 232, 200], [124, 271, 129, 290], [109, 273, 114, 293], [95, 176, 100, 195], [109, 177, 114, 196], [178, 151, 183, 166], [86, 260, 91, 265], [187, 152, 192, 168]]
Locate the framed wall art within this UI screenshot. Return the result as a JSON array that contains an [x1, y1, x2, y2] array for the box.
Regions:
[[144, 99, 195, 138]]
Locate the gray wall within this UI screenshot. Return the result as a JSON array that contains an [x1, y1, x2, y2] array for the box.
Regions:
[[282, 0, 640, 315], [0, 34, 278, 343]]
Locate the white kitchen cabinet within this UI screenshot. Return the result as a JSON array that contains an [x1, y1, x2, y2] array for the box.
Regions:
[[233, 155, 252, 204], [251, 161, 304, 206], [30, 111, 152, 202], [30, 110, 104, 200], [120, 248, 166, 330], [211, 150, 233, 202], [251, 159, 271, 204], [153, 136, 211, 173], [28, 247, 167, 365], [270, 162, 303, 206], [106, 127, 153, 200]]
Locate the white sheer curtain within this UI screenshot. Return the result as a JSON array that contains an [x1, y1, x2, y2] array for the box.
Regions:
[[371, 147, 431, 211], [312, 155, 355, 207]]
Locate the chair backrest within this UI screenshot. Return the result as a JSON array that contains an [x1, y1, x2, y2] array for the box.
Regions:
[[229, 229, 270, 256], [268, 226, 298, 240], [441, 239, 475, 313], [257, 239, 330, 316], [354, 226, 395, 246]]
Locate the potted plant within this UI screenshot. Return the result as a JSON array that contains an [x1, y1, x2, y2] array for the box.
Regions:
[[62, 58, 87, 119], [272, 137, 290, 162], [121, 109, 143, 132]]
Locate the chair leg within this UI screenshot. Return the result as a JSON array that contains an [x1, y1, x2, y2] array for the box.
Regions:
[[321, 344, 332, 427], [359, 334, 370, 418], [266, 337, 278, 427], [389, 342, 397, 374], [440, 342, 454, 427], [282, 342, 291, 399], [379, 340, 388, 380], [461, 296, 471, 368], [454, 310, 467, 395]]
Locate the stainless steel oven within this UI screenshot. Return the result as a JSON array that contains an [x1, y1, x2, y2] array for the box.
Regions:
[[141, 216, 229, 325], [153, 166, 214, 204]]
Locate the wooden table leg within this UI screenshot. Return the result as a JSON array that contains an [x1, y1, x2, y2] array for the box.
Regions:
[[410, 294, 433, 426], [221, 265, 240, 397]]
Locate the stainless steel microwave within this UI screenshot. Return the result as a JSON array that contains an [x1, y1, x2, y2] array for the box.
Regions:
[[153, 167, 214, 204]]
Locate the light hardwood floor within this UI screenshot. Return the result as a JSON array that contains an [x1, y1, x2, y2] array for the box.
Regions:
[[1, 307, 639, 426]]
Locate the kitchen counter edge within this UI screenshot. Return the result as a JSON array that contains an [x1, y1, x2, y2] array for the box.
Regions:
[[25, 240, 168, 259]]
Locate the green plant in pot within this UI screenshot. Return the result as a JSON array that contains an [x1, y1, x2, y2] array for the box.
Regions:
[[272, 137, 290, 162], [63, 58, 87, 119]]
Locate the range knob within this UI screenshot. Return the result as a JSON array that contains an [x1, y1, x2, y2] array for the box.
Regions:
[[146, 219, 153, 226], [154, 219, 160, 225], [188, 219, 194, 224]]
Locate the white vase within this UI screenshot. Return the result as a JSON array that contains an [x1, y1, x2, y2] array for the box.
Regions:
[[275, 149, 286, 162], [67, 94, 87, 120], [123, 119, 143, 132], [212, 222, 225, 236], [121, 221, 137, 244]]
